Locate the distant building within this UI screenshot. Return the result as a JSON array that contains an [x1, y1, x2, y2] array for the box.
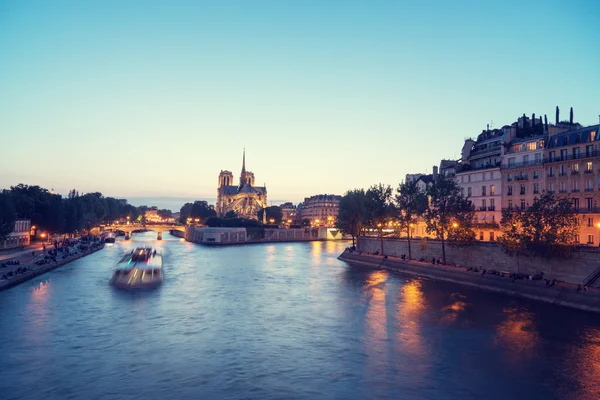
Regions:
[[145, 209, 162, 223], [216, 150, 268, 220], [300, 194, 342, 227], [279, 202, 298, 224], [0, 219, 31, 250]]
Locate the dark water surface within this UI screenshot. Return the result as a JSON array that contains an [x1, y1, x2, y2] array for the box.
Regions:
[[1, 232, 599, 400]]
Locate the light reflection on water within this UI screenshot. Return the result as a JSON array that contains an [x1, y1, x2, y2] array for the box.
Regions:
[[0, 232, 599, 400]]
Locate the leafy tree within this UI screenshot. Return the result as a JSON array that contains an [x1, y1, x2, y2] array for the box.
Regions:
[[365, 183, 395, 255], [157, 209, 173, 219], [301, 218, 311, 227], [257, 206, 282, 225], [224, 210, 238, 219], [424, 175, 475, 264], [336, 189, 366, 249], [0, 192, 17, 242], [191, 201, 217, 221], [179, 203, 193, 224], [395, 180, 427, 260], [498, 193, 578, 258]]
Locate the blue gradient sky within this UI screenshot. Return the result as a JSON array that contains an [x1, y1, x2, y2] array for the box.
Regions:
[[1, 0, 599, 205]]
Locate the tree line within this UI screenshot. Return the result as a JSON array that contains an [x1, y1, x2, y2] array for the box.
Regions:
[[336, 174, 579, 262], [0, 184, 142, 241]]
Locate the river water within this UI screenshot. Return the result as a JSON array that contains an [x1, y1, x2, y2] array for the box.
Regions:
[[1, 232, 599, 400]]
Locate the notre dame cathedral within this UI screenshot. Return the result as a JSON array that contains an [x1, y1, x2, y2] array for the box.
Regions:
[[216, 150, 268, 220]]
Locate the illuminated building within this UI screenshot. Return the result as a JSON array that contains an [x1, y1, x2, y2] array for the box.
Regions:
[[0, 219, 31, 250], [299, 194, 341, 227], [216, 150, 268, 220]]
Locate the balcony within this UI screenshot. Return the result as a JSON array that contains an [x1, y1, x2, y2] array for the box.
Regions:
[[547, 173, 555, 178], [547, 190, 555, 194], [559, 190, 568, 193], [507, 191, 513, 196], [520, 190, 526, 195], [585, 188, 594, 192], [479, 206, 487, 211], [572, 189, 580, 193], [515, 175, 529, 181], [559, 172, 567, 177], [572, 170, 580, 175], [544, 149, 600, 164], [488, 206, 496, 211], [502, 159, 544, 170], [585, 169, 593, 174], [533, 190, 540, 194]]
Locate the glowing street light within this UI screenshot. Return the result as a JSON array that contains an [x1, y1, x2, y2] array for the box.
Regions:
[[452, 222, 459, 228]]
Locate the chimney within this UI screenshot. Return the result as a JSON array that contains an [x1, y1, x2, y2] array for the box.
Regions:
[[433, 165, 439, 181]]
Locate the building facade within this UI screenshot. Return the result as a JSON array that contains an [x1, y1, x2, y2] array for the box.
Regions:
[[216, 150, 268, 220], [456, 127, 507, 241], [299, 194, 341, 227], [0, 219, 31, 250], [279, 202, 298, 225], [544, 124, 600, 245]]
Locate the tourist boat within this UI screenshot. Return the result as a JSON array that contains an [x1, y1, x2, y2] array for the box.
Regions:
[[110, 247, 163, 289]]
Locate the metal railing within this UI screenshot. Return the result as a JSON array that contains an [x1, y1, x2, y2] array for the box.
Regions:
[[584, 265, 600, 287]]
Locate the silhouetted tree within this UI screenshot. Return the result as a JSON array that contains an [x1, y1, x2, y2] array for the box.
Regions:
[[337, 189, 367, 249], [395, 180, 427, 260], [0, 192, 17, 242], [365, 183, 395, 255], [257, 206, 282, 225]]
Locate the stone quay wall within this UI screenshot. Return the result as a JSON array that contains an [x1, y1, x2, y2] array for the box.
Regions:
[[358, 237, 600, 286], [338, 251, 600, 314]]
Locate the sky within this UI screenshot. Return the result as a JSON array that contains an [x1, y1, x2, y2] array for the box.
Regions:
[[1, 0, 599, 208]]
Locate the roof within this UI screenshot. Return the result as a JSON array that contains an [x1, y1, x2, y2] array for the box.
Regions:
[[546, 124, 600, 149], [222, 185, 266, 195]]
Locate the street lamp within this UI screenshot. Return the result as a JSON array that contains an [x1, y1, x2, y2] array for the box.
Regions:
[[452, 222, 459, 228], [269, 218, 275, 224]]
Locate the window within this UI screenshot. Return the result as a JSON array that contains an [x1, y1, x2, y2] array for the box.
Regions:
[[591, 131, 596, 142], [482, 186, 486, 196], [561, 181, 567, 192], [508, 157, 516, 167], [533, 183, 539, 194], [560, 165, 566, 176], [576, 235, 580, 244], [573, 181, 579, 191], [507, 174, 513, 182], [479, 232, 484, 241], [586, 145, 594, 157], [561, 149, 567, 160], [549, 166, 554, 177], [468, 187, 472, 197], [539, 139, 545, 148], [588, 235, 594, 245], [520, 184, 526, 195], [489, 232, 495, 241], [573, 198, 579, 211], [549, 151, 556, 161], [587, 161, 593, 173], [535, 153, 542, 163], [587, 180, 593, 191], [490, 185, 495, 195], [572, 163, 579, 174], [508, 200, 513, 210], [587, 198, 594, 212], [526, 142, 537, 151], [533, 170, 539, 179], [523, 155, 529, 164], [482, 199, 486, 210], [573, 147, 581, 158], [588, 217, 593, 228], [490, 199, 495, 210], [507, 185, 512, 195], [521, 200, 526, 210]]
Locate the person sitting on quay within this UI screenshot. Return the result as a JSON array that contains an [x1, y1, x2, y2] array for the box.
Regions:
[[431, 257, 436, 265]]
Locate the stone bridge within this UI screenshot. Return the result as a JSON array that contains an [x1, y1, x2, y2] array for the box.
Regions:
[[103, 224, 185, 240]]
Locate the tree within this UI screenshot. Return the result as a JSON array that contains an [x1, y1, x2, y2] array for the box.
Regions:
[[365, 183, 395, 255], [301, 218, 311, 227], [498, 193, 578, 258], [257, 206, 282, 225], [0, 192, 17, 243], [179, 203, 193, 224], [224, 210, 237, 219], [395, 180, 427, 260], [424, 175, 475, 264], [336, 189, 366, 249], [157, 209, 173, 219]]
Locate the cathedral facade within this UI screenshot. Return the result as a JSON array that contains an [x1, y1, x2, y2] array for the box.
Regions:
[[216, 150, 268, 220]]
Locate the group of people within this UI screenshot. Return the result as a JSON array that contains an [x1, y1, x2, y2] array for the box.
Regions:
[[1, 266, 28, 280]]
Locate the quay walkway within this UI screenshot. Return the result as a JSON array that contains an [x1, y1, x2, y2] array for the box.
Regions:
[[339, 249, 600, 314]]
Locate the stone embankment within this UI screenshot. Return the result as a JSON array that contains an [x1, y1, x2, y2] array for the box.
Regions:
[[0, 243, 105, 292], [338, 250, 600, 314]]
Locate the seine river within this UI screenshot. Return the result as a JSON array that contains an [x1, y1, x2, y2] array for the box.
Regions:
[[1, 232, 599, 400]]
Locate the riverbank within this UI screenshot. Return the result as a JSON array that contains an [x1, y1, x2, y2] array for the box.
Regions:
[[0, 243, 105, 291], [338, 249, 600, 313]]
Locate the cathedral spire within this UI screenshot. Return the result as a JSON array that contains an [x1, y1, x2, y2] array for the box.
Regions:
[[240, 148, 246, 187]]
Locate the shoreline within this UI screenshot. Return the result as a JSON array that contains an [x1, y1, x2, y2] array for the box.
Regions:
[[0, 244, 105, 292], [338, 250, 600, 314]]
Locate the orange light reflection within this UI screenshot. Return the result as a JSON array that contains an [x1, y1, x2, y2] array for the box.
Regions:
[[494, 307, 539, 361]]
